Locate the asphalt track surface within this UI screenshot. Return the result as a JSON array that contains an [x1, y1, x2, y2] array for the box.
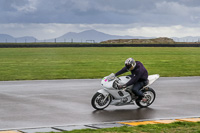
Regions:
[[0, 77, 199, 130]]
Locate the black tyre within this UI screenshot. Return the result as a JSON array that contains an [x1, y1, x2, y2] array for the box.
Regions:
[[91, 92, 111, 110], [136, 87, 156, 108]]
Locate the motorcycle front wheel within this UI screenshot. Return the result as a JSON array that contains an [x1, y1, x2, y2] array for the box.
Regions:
[[91, 92, 111, 110], [136, 87, 156, 108]]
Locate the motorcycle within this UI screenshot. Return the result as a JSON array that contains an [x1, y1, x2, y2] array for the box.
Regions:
[[91, 74, 159, 110]]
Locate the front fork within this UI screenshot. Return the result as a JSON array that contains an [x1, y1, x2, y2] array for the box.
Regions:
[[97, 89, 110, 103]]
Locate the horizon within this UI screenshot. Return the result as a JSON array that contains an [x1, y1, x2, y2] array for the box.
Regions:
[[1, 29, 200, 43]]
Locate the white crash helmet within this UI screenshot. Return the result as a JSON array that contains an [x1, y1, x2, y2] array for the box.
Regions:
[[125, 58, 136, 71]]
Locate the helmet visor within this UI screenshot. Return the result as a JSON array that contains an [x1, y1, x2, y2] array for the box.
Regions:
[[125, 64, 134, 71]]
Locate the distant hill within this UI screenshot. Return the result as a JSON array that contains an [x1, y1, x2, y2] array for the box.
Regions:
[[44, 30, 200, 43], [46, 29, 149, 43], [1, 30, 200, 43], [101, 37, 175, 44], [0, 34, 15, 42], [0, 34, 37, 43]]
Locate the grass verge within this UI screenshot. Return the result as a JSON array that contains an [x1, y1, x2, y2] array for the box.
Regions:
[[0, 47, 199, 81], [47, 121, 200, 133]]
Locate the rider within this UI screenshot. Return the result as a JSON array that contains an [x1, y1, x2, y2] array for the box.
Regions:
[[113, 58, 149, 102]]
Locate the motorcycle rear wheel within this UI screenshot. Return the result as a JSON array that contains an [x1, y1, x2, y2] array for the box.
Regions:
[[91, 92, 111, 110], [136, 87, 156, 108]]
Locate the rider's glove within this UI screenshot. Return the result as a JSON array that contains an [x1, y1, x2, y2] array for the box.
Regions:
[[108, 73, 115, 81], [118, 84, 127, 90]]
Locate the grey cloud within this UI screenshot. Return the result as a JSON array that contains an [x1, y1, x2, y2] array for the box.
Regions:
[[0, 0, 200, 26]]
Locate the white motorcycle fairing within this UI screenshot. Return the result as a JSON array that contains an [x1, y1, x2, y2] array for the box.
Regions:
[[97, 88, 132, 105]]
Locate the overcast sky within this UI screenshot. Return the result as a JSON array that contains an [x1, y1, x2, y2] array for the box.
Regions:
[[1, 0, 200, 39]]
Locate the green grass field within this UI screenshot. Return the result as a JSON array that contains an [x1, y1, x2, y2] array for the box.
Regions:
[[0, 47, 199, 81]]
